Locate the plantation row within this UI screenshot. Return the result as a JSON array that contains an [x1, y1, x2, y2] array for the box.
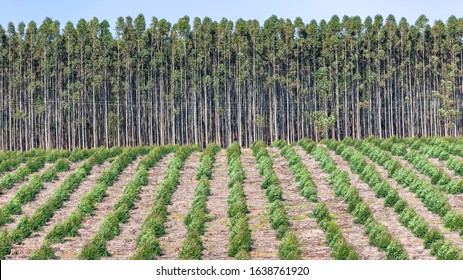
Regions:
[[0, 137, 462, 259]]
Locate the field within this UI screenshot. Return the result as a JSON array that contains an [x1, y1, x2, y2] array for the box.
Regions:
[[0, 137, 463, 260]]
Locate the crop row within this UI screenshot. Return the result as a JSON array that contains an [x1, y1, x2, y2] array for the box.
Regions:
[[28, 147, 147, 259], [303, 140, 408, 260], [0, 147, 123, 259], [252, 141, 300, 260], [342, 139, 463, 237], [78, 146, 174, 259], [326, 140, 463, 260], [405, 138, 463, 177], [370, 138, 463, 194], [274, 140, 359, 260], [226, 142, 252, 259], [132, 145, 198, 259], [179, 143, 220, 259]]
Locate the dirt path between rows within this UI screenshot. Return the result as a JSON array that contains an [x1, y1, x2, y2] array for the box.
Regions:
[[326, 148, 434, 260], [405, 147, 462, 180], [0, 163, 53, 207], [2, 161, 82, 232], [51, 157, 144, 259], [201, 150, 232, 260], [294, 146, 384, 260], [389, 153, 463, 215], [157, 152, 202, 260], [240, 149, 279, 260], [5, 161, 112, 259], [269, 147, 332, 260], [359, 154, 463, 251], [104, 153, 175, 259], [427, 157, 462, 180]]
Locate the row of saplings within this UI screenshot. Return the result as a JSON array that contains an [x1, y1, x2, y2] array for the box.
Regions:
[[28, 147, 147, 259], [273, 140, 360, 260], [0, 147, 124, 259], [338, 138, 463, 260], [369, 138, 463, 194], [300, 140, 409, 260]]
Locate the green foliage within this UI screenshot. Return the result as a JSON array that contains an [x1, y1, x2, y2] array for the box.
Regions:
[[278, 232, 301, 260], [179, 144, 219, 259], [313, 142, 408, 260], [76, 146, 172, 259], [0, 157, 45, 191], [226, 142, 252, 258], [252, 141, 293, 243], [28, 242, 57, 260], [133, 145, 196, 259], [443, 211, 463, 231]]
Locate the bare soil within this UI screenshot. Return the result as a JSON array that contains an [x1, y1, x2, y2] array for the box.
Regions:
[[427, 157, 461, 180], [157, 152, 201, 260], [361, 154, 463, 251], [269, 147, 332, 260], [240, 149, 279, 260], [104, 153, 175, 259], [201, 150, 232, 260], [51, 157, 144, 259], [2, 161, 82, 232], [326, 148, 434, 260], [294, 146, 384, 260], [6, 161, 113, 259], [390, 154, 463, 215], [0, 163, 53, 207]]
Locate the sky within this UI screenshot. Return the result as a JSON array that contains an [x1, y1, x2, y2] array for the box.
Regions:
[[1, 0, 461, 31]]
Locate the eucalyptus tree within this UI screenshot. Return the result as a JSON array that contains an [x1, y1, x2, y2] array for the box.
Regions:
[[1, 14, 463, 149]]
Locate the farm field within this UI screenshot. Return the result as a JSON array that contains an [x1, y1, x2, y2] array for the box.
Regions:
[[0, 137, 463, 260]]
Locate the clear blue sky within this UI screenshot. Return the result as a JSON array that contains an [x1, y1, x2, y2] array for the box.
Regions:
[[1, 0, 461, 31]]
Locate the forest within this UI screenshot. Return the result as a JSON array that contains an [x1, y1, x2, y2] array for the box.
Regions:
[[0, 14, 462, 150]]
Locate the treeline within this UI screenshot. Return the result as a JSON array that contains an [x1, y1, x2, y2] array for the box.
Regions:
[[1, 14, 463, 150]]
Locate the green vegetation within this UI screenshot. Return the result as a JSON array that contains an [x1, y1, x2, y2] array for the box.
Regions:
[[2, 15, 463, 149], [252, 141, 300, 260], [132, 145, 198, 259], [301, 139, 408, 260], [27, 147, 146, 259], [326, 139, 463, 260], [179, 143, 220, 259], [226, 143, 252, 259], [78, 146, 173, 260], [0, 148, 121, 259], [344, 138, 463, 238], [275, 140, 359, 260]]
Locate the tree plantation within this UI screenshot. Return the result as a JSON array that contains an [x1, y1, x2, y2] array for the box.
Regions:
[[1, 14, 463, 150], [1, 137, 463, 260]]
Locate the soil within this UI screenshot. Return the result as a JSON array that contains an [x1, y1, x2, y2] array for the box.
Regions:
[[51, 156, 144, 259], [390, 154, 463, 215], [360, 153, 463, 251], [326, 148, 434, 260], [5, 160, 113, 259], [2, 161, 82, 232], [240, 149, 279, 260], [104, 153, 175, 259], [426, 157, 461, 180], [201, 150, 232, 260], [0, 163, 53, 207], [294, 146, 385, 260], [268, 147, 333, 260], [157, 152, 201, 260]]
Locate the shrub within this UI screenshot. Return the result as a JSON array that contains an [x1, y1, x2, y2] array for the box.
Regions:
[[443, 211, 463, 231], [278, 232, 301, 260]]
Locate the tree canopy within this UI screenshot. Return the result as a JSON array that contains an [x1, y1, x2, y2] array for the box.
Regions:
[[1, 14, 462, 150]]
